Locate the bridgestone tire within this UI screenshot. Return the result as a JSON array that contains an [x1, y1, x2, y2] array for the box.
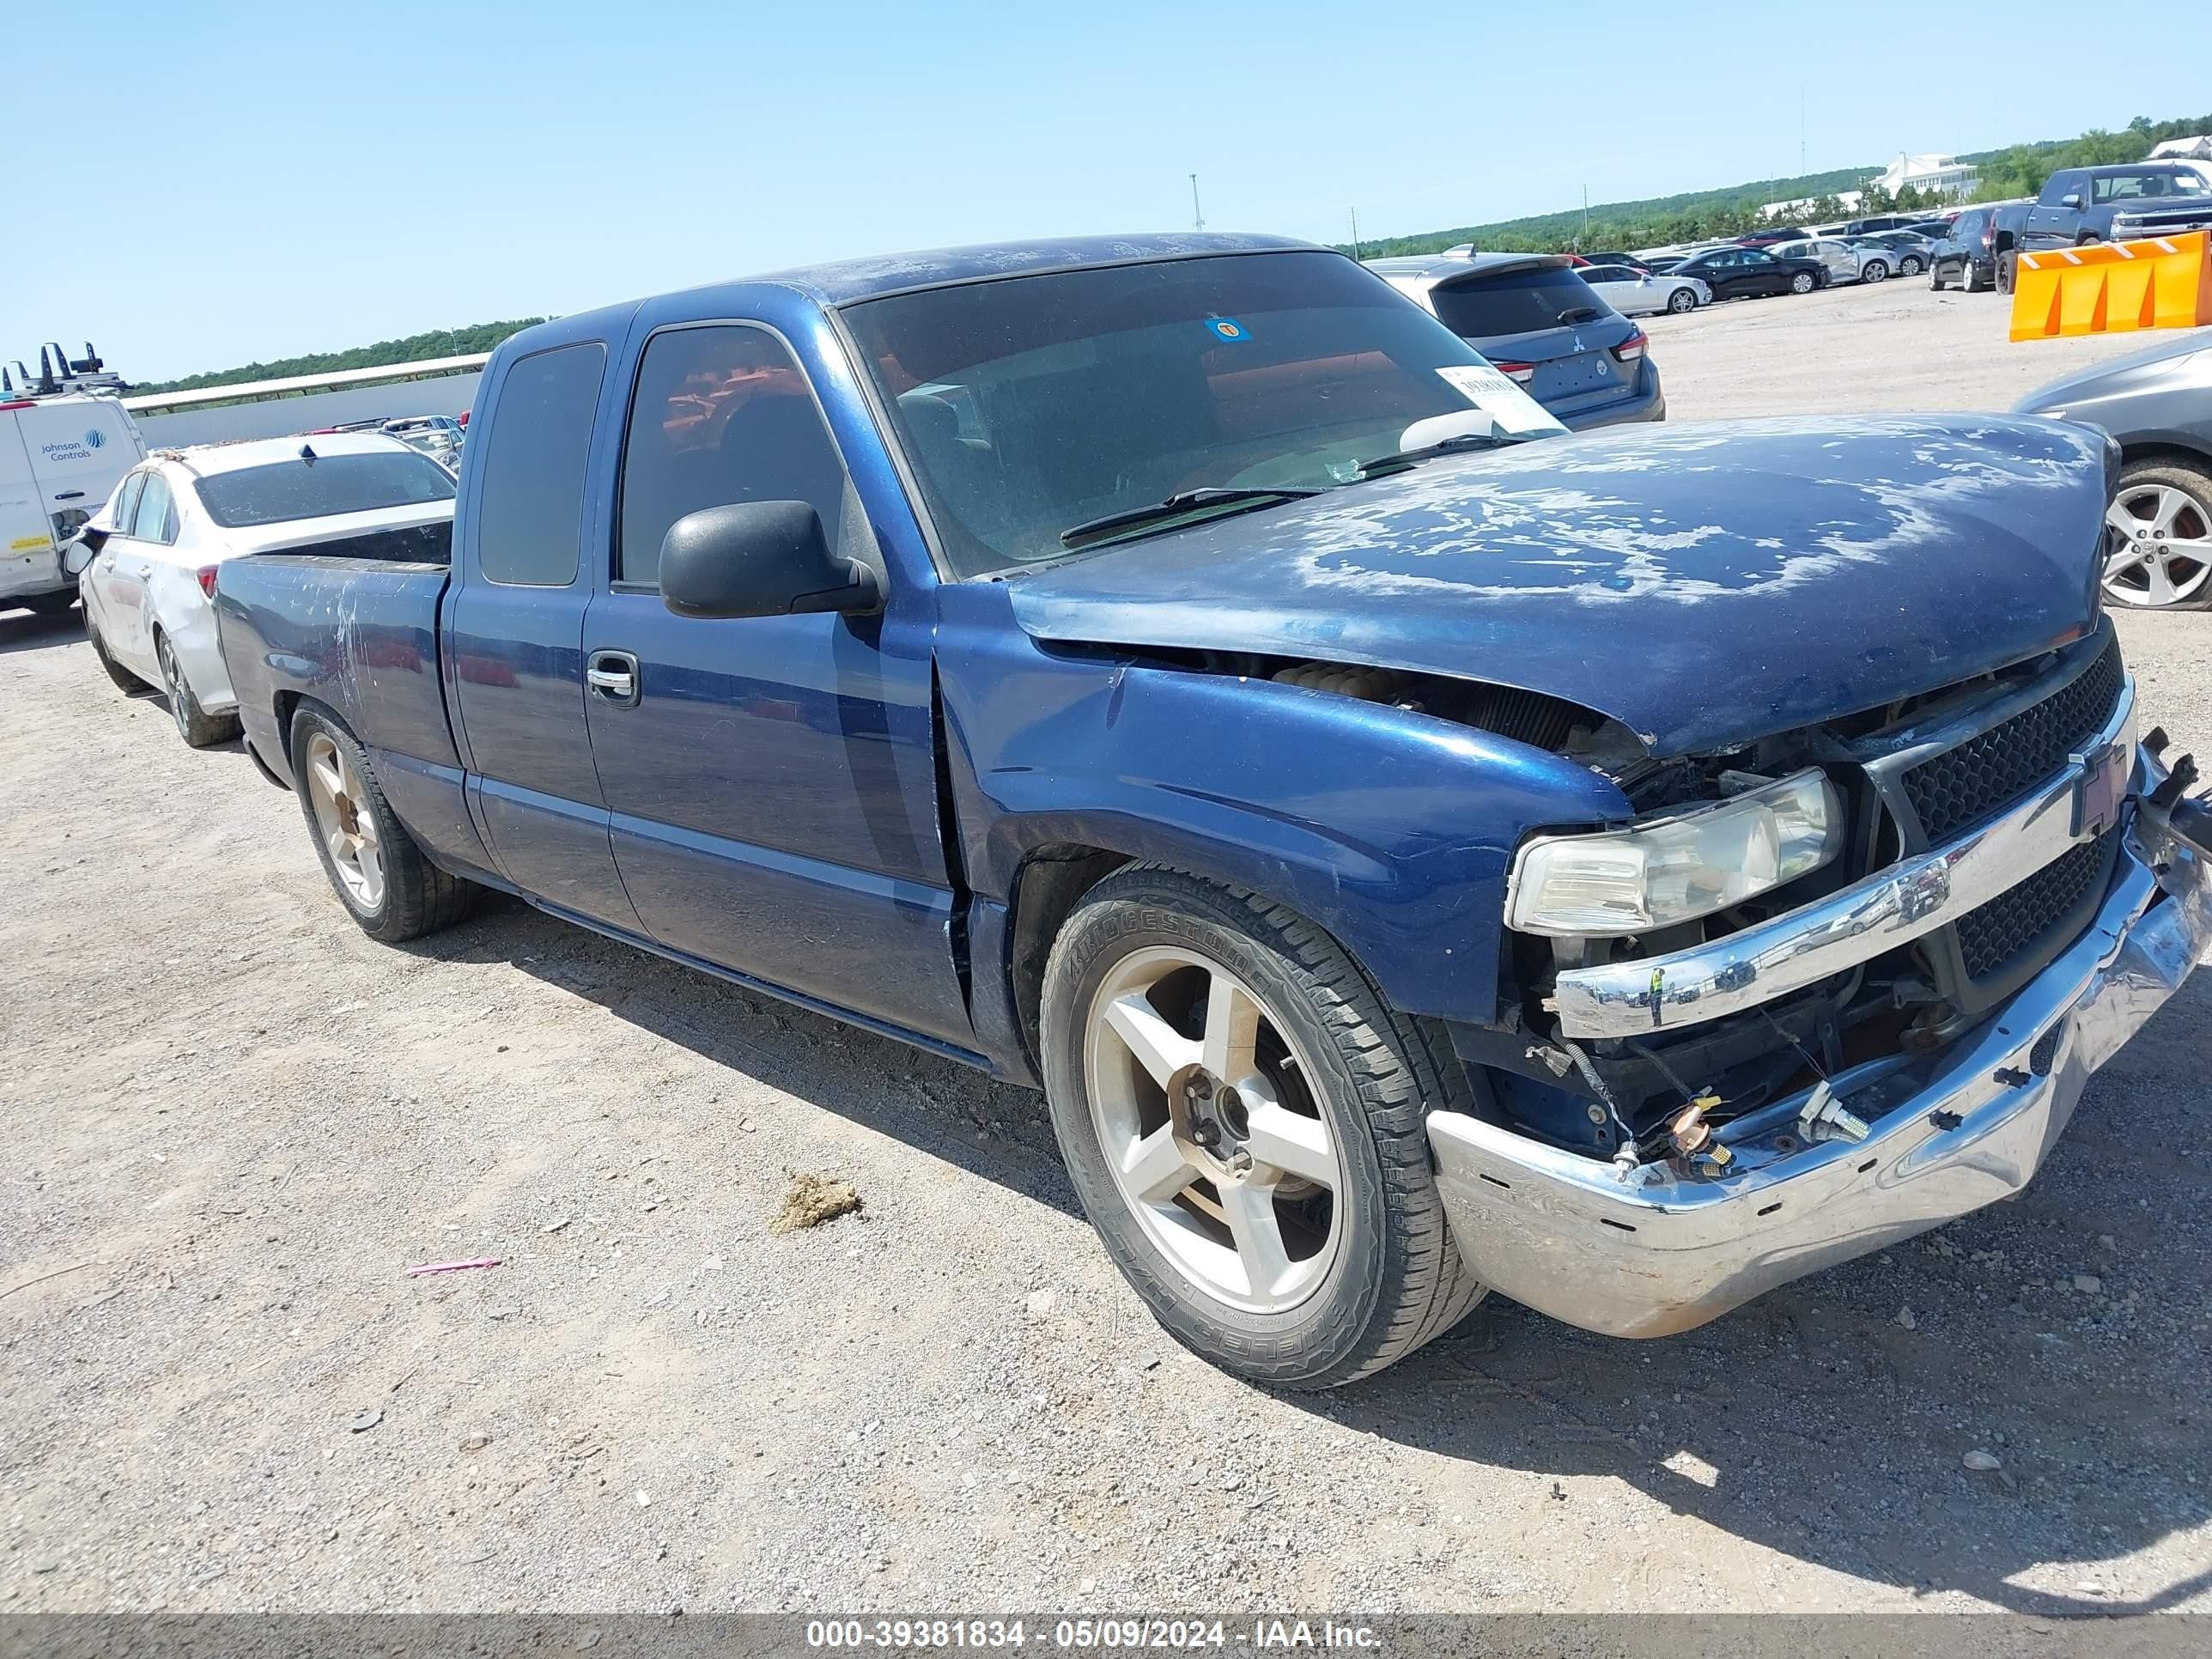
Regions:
[[289, 704, 477, 942], [1040, 865, 1486, 1388]]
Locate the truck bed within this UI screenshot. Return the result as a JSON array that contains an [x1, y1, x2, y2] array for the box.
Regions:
[[212, 553, 483, 884]]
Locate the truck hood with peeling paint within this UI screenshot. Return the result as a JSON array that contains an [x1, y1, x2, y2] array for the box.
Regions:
[[1004, 415, 2112, 756]]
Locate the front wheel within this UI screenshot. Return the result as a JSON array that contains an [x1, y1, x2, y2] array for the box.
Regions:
[[1997, 252, 2017, 294], [1790, 271, 1816, 294], [2102, 461, 2212, 611], [1666, 286, 1698, 313], [1040, 866, 1485, 1389], [1861, 260, 1889, 283], [290, 705, 478, 940]]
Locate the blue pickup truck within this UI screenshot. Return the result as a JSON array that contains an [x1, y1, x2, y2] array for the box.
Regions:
[[214, 234, 2212, 1387]]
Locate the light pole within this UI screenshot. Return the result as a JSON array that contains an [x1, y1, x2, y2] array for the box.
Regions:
[[1189, 173, 1205, 232]]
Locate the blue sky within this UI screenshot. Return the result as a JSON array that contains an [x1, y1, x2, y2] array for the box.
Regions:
[[10, 2, 2208, 380]]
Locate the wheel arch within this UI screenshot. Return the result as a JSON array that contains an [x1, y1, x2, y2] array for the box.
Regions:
[[2116, 439, 2212, 477]]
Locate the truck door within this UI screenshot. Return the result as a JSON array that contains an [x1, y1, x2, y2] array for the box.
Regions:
[[446, 338, 644, 933], [2024, 172, 2080, 250], [580, 319, 974, 1049], [1, 410, 54, 605]]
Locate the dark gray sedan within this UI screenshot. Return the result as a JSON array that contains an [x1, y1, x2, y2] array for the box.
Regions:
[[2015, 328, 2212, 610]]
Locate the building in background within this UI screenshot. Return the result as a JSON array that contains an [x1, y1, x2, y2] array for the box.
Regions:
[[124, 356, 488, 447], [1871, 152, 1980, 200]]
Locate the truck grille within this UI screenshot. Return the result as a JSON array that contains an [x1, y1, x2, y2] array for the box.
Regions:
[[1953, 830, 2114, 981], [1901, 635, 2124, 843]]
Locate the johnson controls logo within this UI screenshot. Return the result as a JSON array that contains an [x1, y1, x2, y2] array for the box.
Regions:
[[84, 428, 106, 449]]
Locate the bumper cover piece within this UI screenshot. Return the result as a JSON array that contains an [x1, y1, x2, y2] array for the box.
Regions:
[[1428, 779, 2210, 1338]]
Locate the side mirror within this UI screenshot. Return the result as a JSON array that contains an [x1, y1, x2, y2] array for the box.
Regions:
[[62, 538, 97, 577], [659, 501, 882, 621], [2061, 192, 2082, 210]]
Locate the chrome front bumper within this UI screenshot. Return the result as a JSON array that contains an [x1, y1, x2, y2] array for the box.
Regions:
[[1427, 773, 2212, 1339]]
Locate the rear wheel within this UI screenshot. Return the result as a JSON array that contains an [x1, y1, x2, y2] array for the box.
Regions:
[[157, 631, 241, 749], [1790, 271, 1816, 294], [2102, 461, 2212, 611], [1899, 254, 1923, 276], [1960, 259, 1986, 293], [290, 705, 478, 941], [1665, 286, 1698, 313], [1040, 865, 1485, 1389]]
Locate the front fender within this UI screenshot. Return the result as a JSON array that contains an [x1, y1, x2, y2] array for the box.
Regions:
[[937, 584, 1628, 1024]]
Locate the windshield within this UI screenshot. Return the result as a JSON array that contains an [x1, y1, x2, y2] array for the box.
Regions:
[[193, 449, 458, 528], [841, 251, 1560, 578]]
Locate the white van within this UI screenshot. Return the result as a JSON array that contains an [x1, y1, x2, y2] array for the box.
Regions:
[[2, 392, 148, 614]]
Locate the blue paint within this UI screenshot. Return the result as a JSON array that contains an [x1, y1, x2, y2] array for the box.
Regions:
[[211, 234, 2116, 1082]]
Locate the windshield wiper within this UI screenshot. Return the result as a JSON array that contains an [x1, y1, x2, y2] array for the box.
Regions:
[[1352, 431, 1521, 480], [1057, 487, 1322, 550]]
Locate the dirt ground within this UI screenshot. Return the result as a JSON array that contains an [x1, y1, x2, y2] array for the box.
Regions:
[[3, 284, 2208, 1617]]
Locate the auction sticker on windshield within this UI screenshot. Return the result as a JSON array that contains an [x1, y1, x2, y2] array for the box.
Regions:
[[1437, 363, 1567, 438]]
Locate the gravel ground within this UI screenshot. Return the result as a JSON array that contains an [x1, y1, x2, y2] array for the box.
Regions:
[[3, 285, 2209, 1618]]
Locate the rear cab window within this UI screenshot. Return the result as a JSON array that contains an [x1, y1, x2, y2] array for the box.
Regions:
[[194, 450, 455, 528], [1425, 268, 1618, 338], [473, 343, 607, 586]]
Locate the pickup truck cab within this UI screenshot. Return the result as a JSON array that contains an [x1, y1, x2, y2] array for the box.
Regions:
[[215, 234, 2212, 1387], [2022, 163, 2212, 250]]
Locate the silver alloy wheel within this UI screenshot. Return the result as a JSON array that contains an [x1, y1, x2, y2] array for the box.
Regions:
[[1863, 261, 1887, 283], [1791, 271, 1815, 293], [2105, 485, 2212, 608], [1668, 286, 1697, 313], [1901, 256, 1922, 275], [304, 732, 386, 910], [158, 637, 189, 737], [1084, 945, 1344, 1314]]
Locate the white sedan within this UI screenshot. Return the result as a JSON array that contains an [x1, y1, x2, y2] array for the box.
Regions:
[[1574, 262, 1710, 316], [72, 433, 456, 747]]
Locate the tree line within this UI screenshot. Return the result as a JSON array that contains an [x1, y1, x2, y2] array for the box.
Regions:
[[133, 319, 548, 396], [1343, 110, 2211, 260]]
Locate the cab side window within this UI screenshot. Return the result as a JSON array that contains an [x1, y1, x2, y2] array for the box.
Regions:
[[111, 472, 147, 538], [475, 342, 607, 587], [132, 475, 179, 545], [616, 325, 853, 588]]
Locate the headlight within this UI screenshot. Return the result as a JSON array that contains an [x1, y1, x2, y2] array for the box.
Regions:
[[1507, 769, 1842, 937]]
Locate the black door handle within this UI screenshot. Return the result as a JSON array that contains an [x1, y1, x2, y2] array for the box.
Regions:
[[586, 649, 640, 707]]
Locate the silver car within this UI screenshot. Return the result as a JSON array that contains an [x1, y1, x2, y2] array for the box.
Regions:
[[1576, 263, 1710, 315], [1769, 236, 1890, 285], [2015, 327, 2212, 611]]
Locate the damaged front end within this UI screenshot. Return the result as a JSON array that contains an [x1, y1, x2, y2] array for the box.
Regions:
[[1424, 619, 2212, 1336]]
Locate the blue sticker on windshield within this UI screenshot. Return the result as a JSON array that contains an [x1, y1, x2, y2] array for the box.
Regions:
[[1206, 317, 1251, 343]]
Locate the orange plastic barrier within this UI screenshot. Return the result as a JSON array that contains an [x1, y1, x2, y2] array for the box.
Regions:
[[2011, 230, 2212, 340]]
